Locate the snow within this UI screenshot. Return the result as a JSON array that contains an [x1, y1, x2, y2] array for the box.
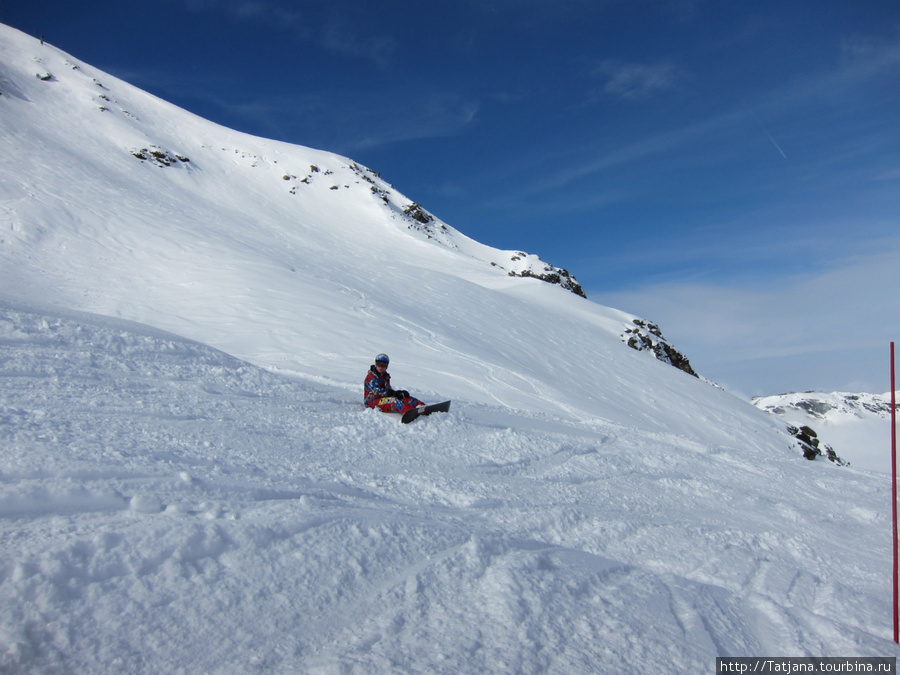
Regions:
[[1, 23, 899, 671], [2, 300, 896, 672]]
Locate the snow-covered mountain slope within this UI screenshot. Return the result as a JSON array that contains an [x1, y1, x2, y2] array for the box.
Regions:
[[2, 23, 899, 670], [754, 391, 897, 473], [2, 300, 897, 672], [0, 23, 695, 424]]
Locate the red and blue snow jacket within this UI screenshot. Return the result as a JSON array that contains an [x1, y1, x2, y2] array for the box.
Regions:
[[365, 365, 424, 412], [364, 366, 393, 408]]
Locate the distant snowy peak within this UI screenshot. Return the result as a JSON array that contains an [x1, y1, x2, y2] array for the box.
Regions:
[[753, 391, 896, 421], [752, 391, 898, 468]]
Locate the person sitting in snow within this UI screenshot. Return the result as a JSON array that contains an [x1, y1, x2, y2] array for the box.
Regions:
[[365, 353, 425, 414]]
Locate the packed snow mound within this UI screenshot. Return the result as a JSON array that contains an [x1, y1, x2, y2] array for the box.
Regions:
[[0, 22, 688, 400], [754, 391, 897, 473], [1, 300, 897, 672]]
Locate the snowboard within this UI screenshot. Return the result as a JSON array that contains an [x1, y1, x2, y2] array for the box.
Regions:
[[401, 400, 451, 424]]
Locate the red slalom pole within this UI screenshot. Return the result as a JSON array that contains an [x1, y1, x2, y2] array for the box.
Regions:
[[892, 342, 898, 644]]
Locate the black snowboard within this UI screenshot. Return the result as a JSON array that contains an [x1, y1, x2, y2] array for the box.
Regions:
[[401, 400, 451, 424]]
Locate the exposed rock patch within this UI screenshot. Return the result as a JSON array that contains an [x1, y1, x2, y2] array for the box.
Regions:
[[131, 146, 191, 168], [622, 319, 697, 377], [788, 424, 847, 465]]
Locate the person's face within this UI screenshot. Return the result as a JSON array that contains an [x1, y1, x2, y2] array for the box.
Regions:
[[375, 362, 388, 372]]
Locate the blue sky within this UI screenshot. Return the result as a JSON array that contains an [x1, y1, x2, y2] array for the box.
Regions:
[[3, 0, 899, 396]]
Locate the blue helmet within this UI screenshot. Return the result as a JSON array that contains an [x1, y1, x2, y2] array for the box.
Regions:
[[375, 353, 390, 365]]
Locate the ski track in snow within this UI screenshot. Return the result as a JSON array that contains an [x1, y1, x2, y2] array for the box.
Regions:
[[1, 302, 897, 673]]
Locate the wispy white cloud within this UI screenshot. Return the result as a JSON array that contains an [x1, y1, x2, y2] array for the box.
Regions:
[[593, 60, 686, 100], [213, 89, 481, 152], [178, 0, 399, 70], [112, 60, 480, 154], [839, 28, 900, 68], [320, 20, 399, 71], [180, 0, 304, 27], [473, 25, 900, 212], [335, 94, 481, 151], [475, 104, 745, 210]]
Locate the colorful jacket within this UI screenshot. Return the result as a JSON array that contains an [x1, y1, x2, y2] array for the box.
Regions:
[[364, 366, 392, 408]]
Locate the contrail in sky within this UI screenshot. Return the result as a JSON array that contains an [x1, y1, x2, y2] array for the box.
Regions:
[[764, 128, 788, 159], [752, 114, 788, 159]]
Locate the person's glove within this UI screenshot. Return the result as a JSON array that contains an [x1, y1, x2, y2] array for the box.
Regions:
[[396, 390, 409, 399]]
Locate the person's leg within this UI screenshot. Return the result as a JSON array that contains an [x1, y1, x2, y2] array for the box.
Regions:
[[395, 396, 425, 413]]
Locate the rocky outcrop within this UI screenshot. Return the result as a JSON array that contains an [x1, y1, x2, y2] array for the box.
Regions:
[[131, 146, 190, 168], [500, 253, 586, 298], [622, 319, 698, 377], [788, 425, 847, 465]]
